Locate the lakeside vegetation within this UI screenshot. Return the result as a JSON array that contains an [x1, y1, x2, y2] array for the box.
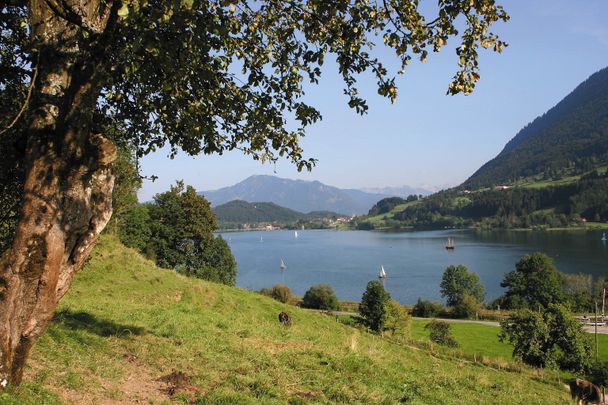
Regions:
[[211, 200, 347, 231]]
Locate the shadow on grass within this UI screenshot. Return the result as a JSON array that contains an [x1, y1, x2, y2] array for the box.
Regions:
[[53, 309, 147, 338]]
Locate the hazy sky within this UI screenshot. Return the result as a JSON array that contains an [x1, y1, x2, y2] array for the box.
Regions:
[[138, 1, 608, 201]]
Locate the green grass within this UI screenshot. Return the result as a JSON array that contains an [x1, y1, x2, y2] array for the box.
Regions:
[[412, 319, 608, 363], [3, 236, 575, 404], [365, 201, 421, 226]]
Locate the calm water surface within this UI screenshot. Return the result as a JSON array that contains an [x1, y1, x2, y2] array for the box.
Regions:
[[222, 229, 608, 304]]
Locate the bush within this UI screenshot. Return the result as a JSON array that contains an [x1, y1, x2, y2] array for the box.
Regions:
[[412, 298, 443, 318], [425, 320, 458, 348], [302, 284, 338, 310], [452, 293, 480, 319], [270, 284, 292, 303], [384, 300, 411, 339], [359, 281, 391, 332], [587, 362, 608, 387]]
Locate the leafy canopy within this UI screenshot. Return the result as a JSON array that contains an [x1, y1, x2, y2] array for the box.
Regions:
[[440, 264, 485, 307], [302, 284, 338, 310], [499, 304, 591, 372], [119, 181, 237, 286], [2, 1, 508, 170], [500, 252, 565, 310]]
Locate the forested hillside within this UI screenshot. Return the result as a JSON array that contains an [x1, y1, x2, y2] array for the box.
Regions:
[[465, 67, 608, 188], [212, 200, 342, 229], [357, 68, 608, 230]]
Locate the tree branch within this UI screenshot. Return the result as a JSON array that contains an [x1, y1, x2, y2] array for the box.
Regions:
[[0, 54, 39, 137]]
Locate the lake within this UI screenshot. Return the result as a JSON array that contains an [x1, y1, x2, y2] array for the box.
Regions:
[[221, 229, 608, 305]]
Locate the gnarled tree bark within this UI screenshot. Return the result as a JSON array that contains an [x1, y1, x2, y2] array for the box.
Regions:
[[0, 0, 117, 388]]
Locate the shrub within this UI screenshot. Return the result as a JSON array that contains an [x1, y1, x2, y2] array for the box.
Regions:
[[452, 293, 480, 319], [587, 362, 608, 387], [259, 285, 293, 304], [411, 298, 443, 318], [384, 300, 411, 339], [270, 284, 292, 303], [302, 284, 338, 310], [359, 281, 391, 332], [425, 320, 458, 347]]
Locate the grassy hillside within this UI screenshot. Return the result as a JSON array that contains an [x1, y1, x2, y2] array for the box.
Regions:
[[3, 236, 573, 404]]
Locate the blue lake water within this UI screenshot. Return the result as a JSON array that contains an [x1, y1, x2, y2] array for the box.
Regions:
[[221, 229, 608, 304]]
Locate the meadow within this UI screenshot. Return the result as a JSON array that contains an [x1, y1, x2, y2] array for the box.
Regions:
[[2, 236, 575, 404]]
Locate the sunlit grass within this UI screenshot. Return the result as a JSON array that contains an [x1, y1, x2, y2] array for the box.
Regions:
[[3, 236, 573, 404]]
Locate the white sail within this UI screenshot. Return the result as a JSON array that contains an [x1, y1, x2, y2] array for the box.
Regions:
[[295, 231, 298, 238], [379, 265, 387, 278], [602, 232, 607, 241], [280, 259, 287, 270], [446, 237, 455, 249]]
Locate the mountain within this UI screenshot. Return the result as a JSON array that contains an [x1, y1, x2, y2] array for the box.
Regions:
[[213, 200, 341, 224], [465, 67, 608, 188], [358, 68, 608, 230], [201, 175, 388, 215]]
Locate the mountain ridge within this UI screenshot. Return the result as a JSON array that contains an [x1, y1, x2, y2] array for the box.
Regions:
[[358, 67, 608, 230], [213, 199, 343, 225], [200, 175, 393, 215], [464, 67, 608, 188]]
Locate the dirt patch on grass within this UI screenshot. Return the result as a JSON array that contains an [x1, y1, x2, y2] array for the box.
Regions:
[[26, 351, 178, 404], [158, 369, 201, 402]]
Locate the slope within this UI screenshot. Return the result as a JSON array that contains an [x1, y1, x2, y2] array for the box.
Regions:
[[465, 67, 608, 188], [4, 236, 571, 404]]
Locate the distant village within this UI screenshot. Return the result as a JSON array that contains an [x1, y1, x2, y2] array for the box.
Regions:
[[236, 215, 355, 231]]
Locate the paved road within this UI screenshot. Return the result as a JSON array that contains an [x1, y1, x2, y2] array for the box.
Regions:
[[317, 310, 608, 335]]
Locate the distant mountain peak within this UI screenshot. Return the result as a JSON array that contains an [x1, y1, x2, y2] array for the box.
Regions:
[[200, 175, 397, 215]]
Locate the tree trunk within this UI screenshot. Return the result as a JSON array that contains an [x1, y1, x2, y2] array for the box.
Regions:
[[0, 0, 116, 388]]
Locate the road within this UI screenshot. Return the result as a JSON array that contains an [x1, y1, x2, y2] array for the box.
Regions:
[[318, 310, 608, 335]]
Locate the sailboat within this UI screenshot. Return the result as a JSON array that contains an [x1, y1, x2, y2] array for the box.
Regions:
[[294, 230, 299, 238], [280, 259, 287, 270], [602, 232, 607, 242], [445, 237, 455, 250], [378, 265, 387, 279]]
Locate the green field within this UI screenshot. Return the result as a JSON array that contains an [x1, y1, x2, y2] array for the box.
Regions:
[[365, 201, 421, 227], [2, 236, 574, 404], [412, 319, 608, 364]]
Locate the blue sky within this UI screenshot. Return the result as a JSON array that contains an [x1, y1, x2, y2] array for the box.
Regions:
[[138, 0, 608, 201]]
